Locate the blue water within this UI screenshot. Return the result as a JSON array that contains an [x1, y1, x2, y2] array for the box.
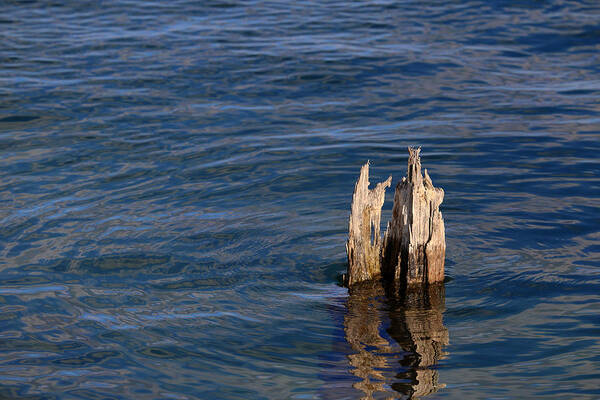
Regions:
[[1, 0, 599, 398]]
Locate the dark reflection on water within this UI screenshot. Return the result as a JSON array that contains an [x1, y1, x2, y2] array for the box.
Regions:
[[345, 282, 448, 399]]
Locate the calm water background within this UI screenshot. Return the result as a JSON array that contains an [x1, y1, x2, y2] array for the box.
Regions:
[[1, 0, 599, 398]]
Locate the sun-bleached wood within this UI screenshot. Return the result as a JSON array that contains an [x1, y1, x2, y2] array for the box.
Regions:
[[346, 148, 445, 287], [383, 147, 445, 286], [345, 162, 391, 286]]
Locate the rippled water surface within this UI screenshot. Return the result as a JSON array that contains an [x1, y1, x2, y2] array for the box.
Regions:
[[1, 0, 600, 398]]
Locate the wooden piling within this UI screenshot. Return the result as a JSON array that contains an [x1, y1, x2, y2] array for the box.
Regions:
[[383, 147, 446, 287], [346, 148, 445, 288], [345, 162, 391, 286]]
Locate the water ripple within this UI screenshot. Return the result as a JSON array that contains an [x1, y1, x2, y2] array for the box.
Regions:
[[0, 0, 599, 399]]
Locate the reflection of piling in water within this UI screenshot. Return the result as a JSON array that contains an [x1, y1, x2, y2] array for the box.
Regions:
[[388, 284, 448, 399], [344, 281, 390, 398], [345, 281, 448, 399]]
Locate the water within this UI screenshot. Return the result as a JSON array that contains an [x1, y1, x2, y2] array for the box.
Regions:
[[1, 0, 599, 398]]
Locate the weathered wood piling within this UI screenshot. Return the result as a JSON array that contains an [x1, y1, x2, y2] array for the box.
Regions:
[[345, 162, 391, 287], [346, 147, 446, 289]]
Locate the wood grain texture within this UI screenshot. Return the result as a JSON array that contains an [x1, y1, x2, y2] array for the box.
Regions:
[[346, 148, 445, 288], [383, 147, 446, 287], [345, 162, 392, 286]]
